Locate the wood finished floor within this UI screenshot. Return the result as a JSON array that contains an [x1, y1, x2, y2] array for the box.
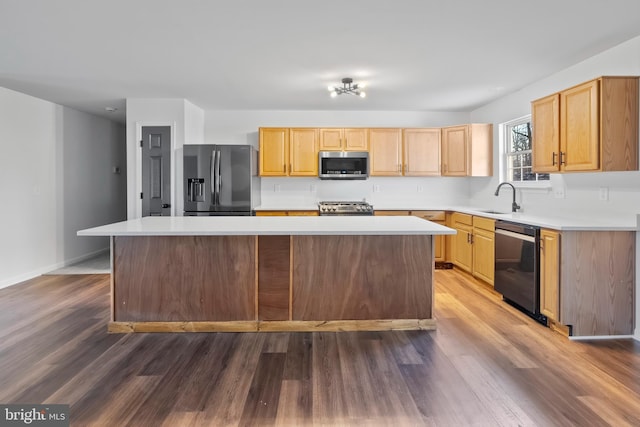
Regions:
[[1, 271, 639, 426]]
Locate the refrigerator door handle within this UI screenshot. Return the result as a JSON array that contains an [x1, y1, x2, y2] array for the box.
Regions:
[[216, 149, 222, 203], [214, 151, 217, 205]]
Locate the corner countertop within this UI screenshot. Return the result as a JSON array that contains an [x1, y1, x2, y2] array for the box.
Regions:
[[77, 216, 456, 237], [254, 203, 639, 231]]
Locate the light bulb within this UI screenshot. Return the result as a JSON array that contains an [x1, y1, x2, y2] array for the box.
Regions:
[[330, 91, 338, 98], [327, 85, 335, 92], [359, 91, 366, 98]]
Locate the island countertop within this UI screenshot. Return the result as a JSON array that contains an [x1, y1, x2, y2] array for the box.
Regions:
[[77, 215, 456, 237]]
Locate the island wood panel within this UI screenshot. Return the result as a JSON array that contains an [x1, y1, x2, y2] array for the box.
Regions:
[[258, 235, 291, 321], [113, 235, 256, 322], [559, 231, 635, 336], [291, 235, 432, 320]]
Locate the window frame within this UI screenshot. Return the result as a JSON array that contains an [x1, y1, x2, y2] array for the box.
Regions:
[[499, 115, 551, 189]]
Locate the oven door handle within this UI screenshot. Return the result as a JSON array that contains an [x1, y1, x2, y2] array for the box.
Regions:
[[494, 228, 535, 243]]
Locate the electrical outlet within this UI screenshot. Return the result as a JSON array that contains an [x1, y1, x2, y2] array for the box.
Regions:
[[417, 185, 424, 193], [274, 184, 281, 192], [373, 184, 380, 193], [599, 187, 609, 201], [309, 184, 316, 192], [553, 187, 565, 199]]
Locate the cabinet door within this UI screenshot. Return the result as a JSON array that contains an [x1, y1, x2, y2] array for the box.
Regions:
[[290, 128, 318, 176], [453, 226, 473, 273], [288, 211, 319, 216], [344, 128, 368, 151], [259, 128, 289, 176], [369, 128, 403, 176], [374, 210, 410, 216], [472, 227, 494, 285], [532, 94, 560, 172], [319, 128, 343, 151], [561, 80, 600, 171], [442, 125, 468, 176], [403, 129, 441, 176], [255, 211, 288, 216], [540, 229, 560, 320]]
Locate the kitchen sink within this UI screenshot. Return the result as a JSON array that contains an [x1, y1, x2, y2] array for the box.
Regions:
[[476, 209, 510, 215]]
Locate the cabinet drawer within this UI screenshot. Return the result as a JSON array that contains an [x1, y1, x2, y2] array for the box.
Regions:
[[451, 212, 472, 227], [288, 210, 319, 216], [473, 216, 495, 232], [256, 211, 288, 216], [412, 210, 445, 221], [374, 210, 411, 216]]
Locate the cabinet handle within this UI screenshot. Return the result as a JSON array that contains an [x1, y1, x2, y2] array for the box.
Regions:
[[289, 164, 292, 174], [552, 152, 557, 166], [470, 234, 474, 244], [560, 152, 566, 165], [283, 164, 286, 173]]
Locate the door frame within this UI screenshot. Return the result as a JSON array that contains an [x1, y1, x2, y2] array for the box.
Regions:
[[135, 122, 176, 218]]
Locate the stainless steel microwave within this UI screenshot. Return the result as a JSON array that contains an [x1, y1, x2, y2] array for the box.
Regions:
[[318, 151, 369, 180]]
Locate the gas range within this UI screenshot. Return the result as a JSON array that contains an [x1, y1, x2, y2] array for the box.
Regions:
[[318, 201, 374, 216]]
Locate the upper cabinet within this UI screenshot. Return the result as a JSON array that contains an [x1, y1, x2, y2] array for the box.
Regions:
[[259, 128, 289, 176], [259, 128, 318, 176], [403, 128, 441, 176], [369, 128, 403, 176], [441, 124, 493, 176], [532, 76, 639, 173], [319, 128, 368, 151]]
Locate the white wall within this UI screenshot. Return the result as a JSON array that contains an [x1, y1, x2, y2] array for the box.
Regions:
[[0, 87, 126, 288], [126, 98, 205, 218], [204, 110, 472, 207], [469, 35, 640, 216], [469, 34, 640, 340]]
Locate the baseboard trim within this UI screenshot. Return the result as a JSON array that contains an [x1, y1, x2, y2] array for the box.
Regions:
[[0, 247, 109, 290], [108, 319, 437, 333], [569, 335, 635, 341]]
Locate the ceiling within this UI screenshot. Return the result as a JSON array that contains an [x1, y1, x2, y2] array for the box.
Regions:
[[2, 0, 640, 123]]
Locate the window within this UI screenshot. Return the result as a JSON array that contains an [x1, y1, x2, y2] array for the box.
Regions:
[[501, 115, 549, 184]]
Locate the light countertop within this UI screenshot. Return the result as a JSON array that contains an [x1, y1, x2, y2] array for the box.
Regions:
[[254, 204, 639, 231], [77, 216, 456, 237]]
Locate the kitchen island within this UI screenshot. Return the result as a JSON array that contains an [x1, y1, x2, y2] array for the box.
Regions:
[[78, 216, 454, 333]]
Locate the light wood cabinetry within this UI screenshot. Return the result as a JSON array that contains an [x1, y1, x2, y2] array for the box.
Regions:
[[259, 128, 318, 176], [256, 210, 319, 216], [471, 216, 495, 285], [441, 124, 493, 177], [450, 213, 494, 285], [539, 229, 560, 320], [412, 211, 446, 261], [319, 128, 368, 151], [369, 128, 403, 176], [403, 129, 441, 176], [289, 128, 318, 176], [259, 128, 289, 176], [538, 229, 634, 337], [451, 213, 473, 273], [375, 210, 446, 262], [532, 76, 639, 173]]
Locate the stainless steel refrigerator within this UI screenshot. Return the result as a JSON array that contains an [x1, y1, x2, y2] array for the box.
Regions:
[[183, 145, 261, 216]]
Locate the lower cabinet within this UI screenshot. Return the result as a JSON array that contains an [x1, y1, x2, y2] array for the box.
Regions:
[[471, 216, 495, 285], [256, 210, 319, 216], [539, 229, 634, 336], [451, 213, 473, 273], [375, 210, 446, 262], [450, 212, 494, 285], [539, 229, 560, 321]]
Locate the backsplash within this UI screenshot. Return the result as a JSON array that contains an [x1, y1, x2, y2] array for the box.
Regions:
[[260, 176, 471, 209]]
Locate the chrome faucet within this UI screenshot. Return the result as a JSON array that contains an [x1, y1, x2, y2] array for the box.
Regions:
[[494, 182, 520, 212]]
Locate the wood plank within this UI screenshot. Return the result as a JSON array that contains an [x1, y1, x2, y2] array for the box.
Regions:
[[108, 319, 436, 333], [292, 235, 433, 320], [113, 235, 256, 322], [2, 271, 640, 426], [257, 235, 290, 321]]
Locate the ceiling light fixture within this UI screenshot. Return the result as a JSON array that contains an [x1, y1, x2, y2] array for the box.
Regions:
[[328, 77, 366, 98]]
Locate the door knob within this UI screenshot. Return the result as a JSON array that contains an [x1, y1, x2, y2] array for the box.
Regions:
[[162, 203, 171, 208]]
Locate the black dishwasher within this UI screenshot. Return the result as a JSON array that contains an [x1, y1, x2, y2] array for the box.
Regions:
[[494, 220, 546, 324]]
